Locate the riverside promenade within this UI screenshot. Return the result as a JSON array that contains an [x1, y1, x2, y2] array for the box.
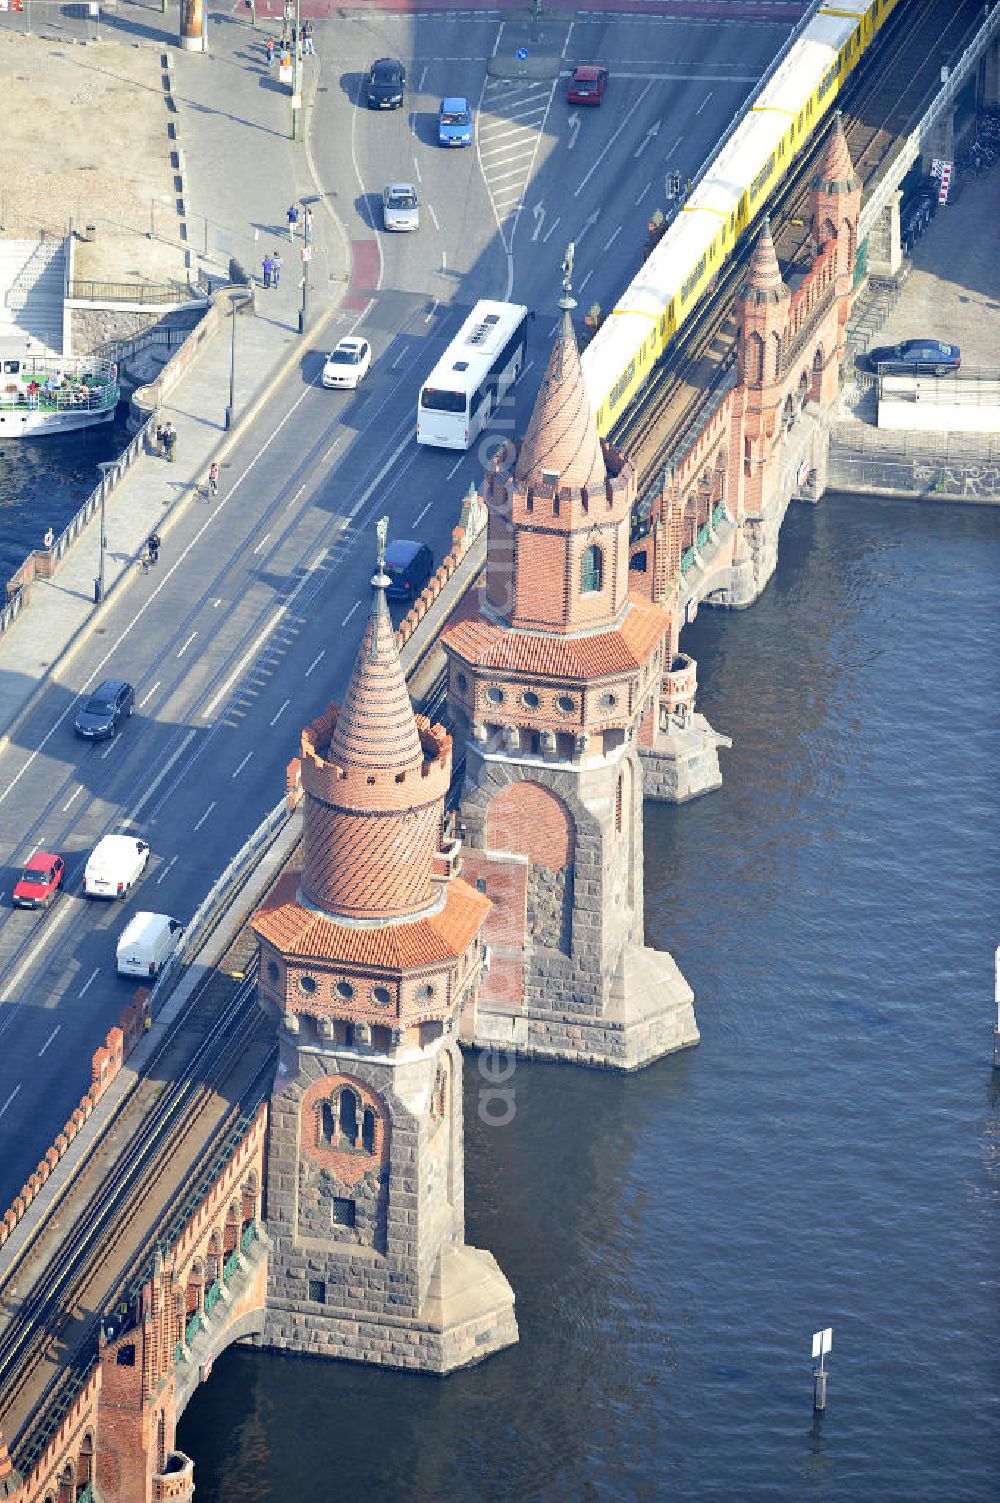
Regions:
[[0, 6, 348, 753]]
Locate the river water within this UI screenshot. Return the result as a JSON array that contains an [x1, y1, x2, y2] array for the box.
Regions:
[[178, 492, 1000, 1503]]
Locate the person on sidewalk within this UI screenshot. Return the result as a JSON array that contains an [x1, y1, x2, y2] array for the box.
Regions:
[[303, 206, 314, 244], [43, 526, 54, 551], [265, 35, 275, 66], [154, 421, 165, 455], [303, 20, 315, 55], [271, 251, 284, 288], [286, 203, 300, 240], [261, 253, 273, 289], [162, 422, 176, 463], [147, 532, 161, 566], [207, 462, 219, 498]]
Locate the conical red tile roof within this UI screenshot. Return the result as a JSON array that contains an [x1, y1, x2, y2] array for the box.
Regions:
[[814, 110, 860, 192], [741, 217, 788, 304], [328, 588, 422, 773], [515, 309, 606, 490]]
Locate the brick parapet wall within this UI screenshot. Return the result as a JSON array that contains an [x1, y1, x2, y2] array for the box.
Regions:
[[0, 991, 151, 1250]]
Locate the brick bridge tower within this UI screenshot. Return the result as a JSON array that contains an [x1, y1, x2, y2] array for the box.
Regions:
[[442, 249, 699, 1070], [252, 523, 516, 1372]]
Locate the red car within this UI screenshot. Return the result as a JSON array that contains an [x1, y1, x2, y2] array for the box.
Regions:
[[13, 852, 65, 909], [567, 65, 609, 105]]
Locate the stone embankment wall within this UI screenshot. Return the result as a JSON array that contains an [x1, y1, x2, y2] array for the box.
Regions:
[[827, 427, 1000, 502]]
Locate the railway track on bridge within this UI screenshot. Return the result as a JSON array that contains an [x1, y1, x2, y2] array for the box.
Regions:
[[613, 0, 988, 506], [0, 941, 274, 1469]]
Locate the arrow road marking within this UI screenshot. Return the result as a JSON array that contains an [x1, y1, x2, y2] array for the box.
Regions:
[[531, 203, 546, 242], [634, 119, 661, 159], [567, 111, 580, 151], [575, 82, 651, 197], [576, 210, 601, 244]]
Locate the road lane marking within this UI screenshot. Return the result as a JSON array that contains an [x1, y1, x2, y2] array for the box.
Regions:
[[38, 1025, 61, 1057], [203, 552, 327, 719], [269, 700, 290, 726], [419, 65, 427, 90], [100, 732, 122, 760], [542, 215, 561, 243], [62, 786, 83, 813], [414, 500, 432, 525], [0, 1085, 21, 1122], [696, 91, 714, 116], [129, 728, 198, 822], [603, 226, 621, 251], [79, 967, 100, 998], [253, 533, 271, 555], [305, 648, 326, 676], [232, 751, 254, 779], [193, 800, 217, 832], [441, 250, 447, 273], [177, 632, 198, 658], [413, 156, 422, 182], [428, 203, 440, 231], [155, 854, 178, 886], [347, 424, 421, 523], [635, 181, 651, 205], [579, 270, 593, 293], [0, 898, 76, 1017], [424, 298, 439, 324], [575, 82, 651, 198], [212, 598, 222, 609], [138, 681, 161, 709], [446, 457, 464, 480]]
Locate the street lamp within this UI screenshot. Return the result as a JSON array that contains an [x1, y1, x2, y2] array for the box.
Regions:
[[95, 462, 117, 603], [299, 241, 311, 335], [288, 0, 303, 142], [225, 288, 253, 430]]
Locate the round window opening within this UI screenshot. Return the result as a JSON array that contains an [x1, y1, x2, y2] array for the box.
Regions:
[[336, 980, 355, 1001], [556, 694, 577, 716], [298, 974, 317, 995], [266, 960, 279, 983], [521, 690, 540, 710], [372, 985, 392, 1007], [486, 684, 505, 705], [416, 982, 436, 1002]]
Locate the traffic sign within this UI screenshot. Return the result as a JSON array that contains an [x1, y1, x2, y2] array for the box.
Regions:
[[516, 47, 528, 61]]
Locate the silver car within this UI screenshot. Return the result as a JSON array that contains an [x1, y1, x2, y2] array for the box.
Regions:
[[383, 183, 420, 232]]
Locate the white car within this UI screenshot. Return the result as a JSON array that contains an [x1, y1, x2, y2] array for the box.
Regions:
[[383, 183, 420, 232], [322, 337, 372, 390], [84, 834, 150, 900]]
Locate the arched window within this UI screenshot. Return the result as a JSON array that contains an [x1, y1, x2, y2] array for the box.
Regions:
[[581, 544, 603, 594], [769, 331, 782, 379], [338, 1089, 358, 1145], [157, 1410, 166, 1473], [615, 773, 623, 833], [319, 1101, 335, 1145], [744, 331, 764, 385], [362, 1107, 375, 1153]]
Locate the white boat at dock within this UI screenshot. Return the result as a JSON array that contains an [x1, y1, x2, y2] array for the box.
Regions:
[[0, 354, 119, 437]]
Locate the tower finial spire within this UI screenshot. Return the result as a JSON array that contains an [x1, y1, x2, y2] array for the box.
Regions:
[[560, 242, 576, 312], [369, 514, 391, 661]]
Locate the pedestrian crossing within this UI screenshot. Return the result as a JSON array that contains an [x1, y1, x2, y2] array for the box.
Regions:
[[477, 75, 555, 249]]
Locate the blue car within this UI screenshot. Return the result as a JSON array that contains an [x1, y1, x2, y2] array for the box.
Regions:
[[438, 97, 472, 147]]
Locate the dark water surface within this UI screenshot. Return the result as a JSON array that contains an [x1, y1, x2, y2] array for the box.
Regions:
[[0, 411, 132, 582], [179, 493, 1000, 1502]]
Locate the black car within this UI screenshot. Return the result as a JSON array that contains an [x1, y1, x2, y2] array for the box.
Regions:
[[74, 677, 135, 739], [866, 338, 961, 377], [383, 540, 433, 601], [367, 58, 405, 110]]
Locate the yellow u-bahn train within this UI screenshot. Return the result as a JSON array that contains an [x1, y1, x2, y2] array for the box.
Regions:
[[581, 0, 902, 436]]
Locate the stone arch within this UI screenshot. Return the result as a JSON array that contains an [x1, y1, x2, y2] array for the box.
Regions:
[[206, 1229, 222, 1290], [241, 1169, 260, 1229], [157, 1409, 166, 1474], [769, 331, 782, 380], [224, 1199, 240, 1257], [185, 1256, 204, 1317], [630, 548, 647, 573], [580, 542, 603, 594], [487, 782, 575, 955], [743, 330, 764, 385], [298, 1074, 391, 1254], [57, 1461, 74, 1503], [782, 393, 795, 432], [77, 1433, 95, 1492], [797, 369, 809, 409], [614, 771, 623, 834], [819, 215, 836, 247], [810, 344, 825, 402]]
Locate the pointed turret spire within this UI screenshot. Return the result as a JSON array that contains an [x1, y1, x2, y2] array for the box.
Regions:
[[327, 517, 422, 774], [515, 241, 606, 491], [813, 110, 860, 193], [741, 216, 789, 305]]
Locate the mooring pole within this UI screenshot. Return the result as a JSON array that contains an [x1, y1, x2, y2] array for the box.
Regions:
[[993, 944, 1000, 1068], [811, 1327, 832, 1412]]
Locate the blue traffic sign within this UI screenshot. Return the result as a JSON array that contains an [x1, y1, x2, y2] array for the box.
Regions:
[[516, 47, 529, 61]]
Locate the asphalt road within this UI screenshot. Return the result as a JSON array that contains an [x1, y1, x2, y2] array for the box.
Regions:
[[0, 9, 789, 1206]]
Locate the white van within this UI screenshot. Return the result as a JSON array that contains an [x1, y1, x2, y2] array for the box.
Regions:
[[84, 834, 150, 899], [116, 911, 185, 979]]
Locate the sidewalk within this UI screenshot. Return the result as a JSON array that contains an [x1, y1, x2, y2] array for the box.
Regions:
[[0, 11, 348, 756]]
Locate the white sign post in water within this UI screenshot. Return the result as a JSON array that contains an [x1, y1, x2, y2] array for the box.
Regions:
[[811, 1327, 832, 1412], [993, 945, 1000, 1068]]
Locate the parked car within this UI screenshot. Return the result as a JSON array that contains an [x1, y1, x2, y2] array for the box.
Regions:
[[438, 97, 473, 147], [383, 539, 434, 601], [567, 65, 609, 105], [322, 337, 373, 390], [865, 338, 961, 376], [84, 834, 150, 899], [383, 183, 420, 232], [367, 58, 405, 109], [116, 911, 185, 978], [12, 852, 64, 909], [74, 677, 134, 739]]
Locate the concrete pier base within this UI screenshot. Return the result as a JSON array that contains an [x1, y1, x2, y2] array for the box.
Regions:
[[640, 712, 730, 803]]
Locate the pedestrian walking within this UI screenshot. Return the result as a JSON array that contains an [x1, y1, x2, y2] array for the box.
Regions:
[[271, 251, 284, 288], [286, 203, 300, 240], [303, 20, 315, 55], [262, 253, 273, 289], [265, 35, 275, 65], [147, 532, 161, 566], [154, 421, 165, 455], [162, 422, 176, 463], [43, 526, 54, 551], [207, 462, 219, 498], [303, 206, 314, 244]]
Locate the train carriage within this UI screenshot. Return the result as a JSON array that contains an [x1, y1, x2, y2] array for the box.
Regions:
[[582, 0, 901, 438]]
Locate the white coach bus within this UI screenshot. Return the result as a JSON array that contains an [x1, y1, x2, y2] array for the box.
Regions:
[[417, 300, 530, 450]]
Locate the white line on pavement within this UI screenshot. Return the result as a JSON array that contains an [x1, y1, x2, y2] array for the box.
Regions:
[[603, 226, 621, 251], [579, 270, 593, 292], [1, 896, 75, 1014], [447, 457, 464, 480], [38, 1025, 61, 1058], [253, 533, 271, 555], [428, 203, 440, 231], [269, 700, 290, 727], [341, 602, 361, 626], [155, 854, 178, 886], [635, 181, 651, 205], [100, 732, 122, 760], [79, 967, 100, 998], [193, 800, 217, 832], [138, 681, 161, 709], [575, 82, 651, 198], [232, 751, 254, 779], [696, 91, 714, 115], [424, 298, 439, 324], [305, 648, 327, 675], [212, 599, 222, 609], [129, 729, 198, 821], [414, 500, 432, 526], [0, 1086, 21, 1122], [413, 156, 422, 182], [542, 215, 561, 243], [419, 65, 427, 90], [62, 786, 83, 813], [177, 631, 198, 658]]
